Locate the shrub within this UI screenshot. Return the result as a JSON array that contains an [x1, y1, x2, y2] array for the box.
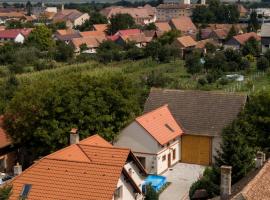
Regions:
[[145, 184, 159, 200], [257, 56, 269, 71], [197, 77, 207, 86]]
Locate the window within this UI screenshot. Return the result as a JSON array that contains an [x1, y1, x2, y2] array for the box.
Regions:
[[128, 168, 132, 177], [20, 184, 32, 199], [162, 155, 166, 161], [173, 149, 176, 160], [114, 186, 123, 200], [137, 156, 146, 168]]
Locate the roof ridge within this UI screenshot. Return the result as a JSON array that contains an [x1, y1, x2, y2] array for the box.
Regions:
[[136, 104, 168, 121], [78, 143, 131, 151]]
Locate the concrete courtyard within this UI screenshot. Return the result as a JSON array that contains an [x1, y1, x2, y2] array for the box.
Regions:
[[159, 163, 205, 200]]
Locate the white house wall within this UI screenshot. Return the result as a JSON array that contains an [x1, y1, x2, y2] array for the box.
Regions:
[[156, 138, 181, 174], [115, 121, 159, 154], [14, 34, 25, 43], [74, 13, 90, 26], [134, 152, 157, 174], [124, 161, 145, 189], [112, 173, 137, 200]]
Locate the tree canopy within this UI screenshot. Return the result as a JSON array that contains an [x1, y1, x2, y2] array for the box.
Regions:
[[107, 13, 136, 35]]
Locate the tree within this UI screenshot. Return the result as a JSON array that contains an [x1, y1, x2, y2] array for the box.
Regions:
[[97, 40, 123, 63], [185, 51, 203, 74], [26, 1, 32, 16], [54, 41, 74, 62], [145, 185, 159, 200], [242, 37, 260, 57], [26, 25, 55, 51], [144, 41, 162, 61], [0, 185, 12, 200], [144, 23, 157, 31], [107, 13, 135, 35], [257, 56, 269, 71], [158, 30, 181, 45], [3, 73, 142, 167], [75, 12, 107, 31], [226, 25, 237, 41], [248, 10, 259, 32]]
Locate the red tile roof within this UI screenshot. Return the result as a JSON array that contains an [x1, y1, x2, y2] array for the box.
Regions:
[[136, 105, 183, 145], [80, 30, 106, 37], [0, 28, 32, 39], [170, 17, 197, 34], [155, 22, 171, 32], [233, 32, 260, 45], [232, 160, 270, 200], [9, 134, 146, 200], [0, 116, 11, 149], [176, 35, 197, 48], [93, 24, 108, 32], [107, 29, 141, 41]]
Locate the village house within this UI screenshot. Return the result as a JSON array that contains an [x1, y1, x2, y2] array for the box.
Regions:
[[53, 9, 90, 28], [172, 35, 197, 58], [54, 29, 81, 44], [195, 38, 218, 54], [0, 116, 17, 174], [260, 23, 270, 53], [0, 28, 32, 43], [224, 32, 261, 50], [115, 105, 184, 174], [156, 3, 193, 22], [71, 35, 106, 54], [100, 5, 156, 25], [144, 89, 247, 166], [208, 29, 228, 45], [7, 133, 147, 200], [93, 24, 108, 33], [169, 16, 197, 38], [155, 22, 172, 33]]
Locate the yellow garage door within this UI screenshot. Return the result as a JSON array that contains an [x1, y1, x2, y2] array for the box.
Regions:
[[181, 135, 211, 165]]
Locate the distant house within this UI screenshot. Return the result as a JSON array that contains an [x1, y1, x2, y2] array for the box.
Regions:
[[0, 116, 17, 174], [209, 29, 228, 45], [0, 28, 32, 43], [156, 3, 192, 22], [54, 29, 81, 43], [144, 89, 247, 166], [224, 32, 261, 50], [53, 9, 90, 28], [8, 133, 147, 200], [238, 4, 248, 17], [169, 16, 197, 37], [93, 24, 108, 33], [261, 23, 270, 53], [79, 30, 106, 38], [195, 38, 218, 54], [155, 22, 171, 33], [71, 35, 106, 54], [173, 35, 197, 58], [100, 5, 156, 25], [115, 105, 184, 174]]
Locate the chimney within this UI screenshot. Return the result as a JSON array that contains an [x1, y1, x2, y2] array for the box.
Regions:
[[13, 163, 22, 176], [70, 128, 79, 145], [220, 165, 232, 200], [255, 151, 264, 168]]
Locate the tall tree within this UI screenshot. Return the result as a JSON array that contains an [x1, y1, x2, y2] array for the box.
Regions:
[[26, 25, 55, 51], [26, 1, 32, 16], [248, 10, 259, 32], [226, 25, 237, 41], [107, 13, 135, 35]]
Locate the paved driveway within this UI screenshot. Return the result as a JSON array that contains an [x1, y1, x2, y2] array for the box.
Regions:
[[159, 163, 205, 200]]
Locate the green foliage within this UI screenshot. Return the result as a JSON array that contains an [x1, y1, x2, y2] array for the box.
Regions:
[[26, 25, 55, 51], [145, 185, 159, 200], [107, 13, 135, 35], [226, 25, 237, 41], [257, 56, 269, 71], [185, 51, 203, 74], [205, 42, 216, 54], [3, 73, 142, 167], [189, 167, 219, 199], [144, 23, 157, 31], [96, 40, 123, 63], [242, 37, 260, 56], [54, 41, 74, 62], [192, 0, 239, 23], [248, 10, 260, 32], [0, 185, 12, 200], [158, 30, 181, 45], [75, 12, 107, 31]]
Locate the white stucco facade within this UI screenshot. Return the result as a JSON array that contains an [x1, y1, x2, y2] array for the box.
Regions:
[[115, 122, 181, 175], [14, 33, 25, 43], [74, 13, 90, 27]]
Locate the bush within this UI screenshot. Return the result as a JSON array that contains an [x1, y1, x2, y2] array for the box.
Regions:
[[145, 184, 159, 200], [197, 77, 207, 86], [245, 54, 255, 63], [218, 77, 229, 85], [257, 56, 269, 71]]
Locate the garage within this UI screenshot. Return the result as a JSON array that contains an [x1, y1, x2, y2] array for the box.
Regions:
[[181, 135, 211, 165]]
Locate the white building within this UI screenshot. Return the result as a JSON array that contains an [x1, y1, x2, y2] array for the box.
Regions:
[[115, 105, 184, 174]]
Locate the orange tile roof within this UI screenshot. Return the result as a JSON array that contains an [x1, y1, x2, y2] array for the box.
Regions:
[[0, 115, 11, 149], [136, 105, 183, 145], [71, 36, 106, 48], [170, 17, 197, 33], [80, 30, 106, 38], [212, 29, 228, 39], [176, 35, 197, 48], [93, 24, 108, 32], [233, 32, 260, 45], [9, 134, 145, 200], [232, 160, 270, 200], [56, 29, 77, 36], [155, 22, 171, 32], [196, 39, 217, 49]]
